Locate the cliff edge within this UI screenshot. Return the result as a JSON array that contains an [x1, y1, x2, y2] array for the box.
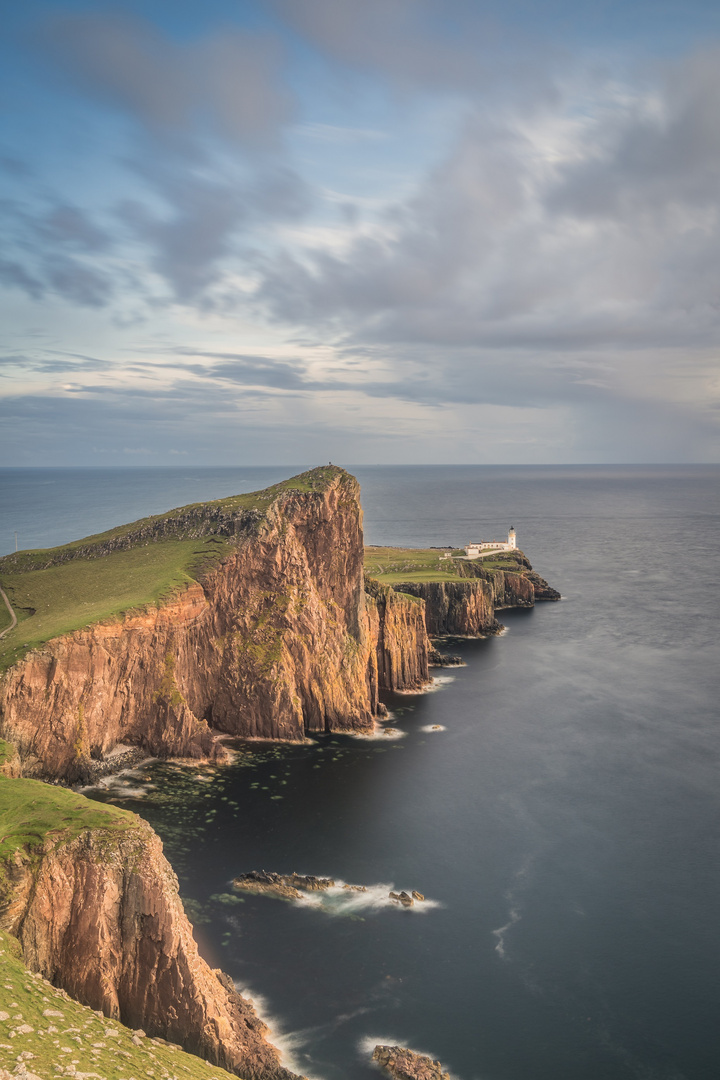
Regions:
[[0, 467, 392, 781], [0, 775, 301, 1080]]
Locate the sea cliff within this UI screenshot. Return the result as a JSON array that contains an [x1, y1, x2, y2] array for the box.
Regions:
[[0, 776, 299, 1080], [0, 468, 430, 782]]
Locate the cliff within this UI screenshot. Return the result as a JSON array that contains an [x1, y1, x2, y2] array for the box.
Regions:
[[0, 776, 300, 1080], [390, 555, 557, 637], [365, 581, 430, 691], [0, 468, 394, 781]]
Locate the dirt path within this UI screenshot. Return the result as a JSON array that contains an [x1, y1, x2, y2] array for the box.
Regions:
[[0, 586, 17, 640]]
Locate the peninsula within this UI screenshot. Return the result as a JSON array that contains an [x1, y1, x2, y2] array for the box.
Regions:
[[0, 466, 558, 1080]]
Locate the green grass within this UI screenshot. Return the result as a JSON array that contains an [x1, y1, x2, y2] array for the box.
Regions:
[[0, 926, 239, 1080], [0, 538, 230, 674], [364, 545, 528, 585], [0, 740, 14, 767], [0, 465, 348, 674], [364, 546, 471, 585], [0, 775, 136, 863], [0, 593, 12, 634]]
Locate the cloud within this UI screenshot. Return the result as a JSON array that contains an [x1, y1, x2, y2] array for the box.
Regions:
[[35, 13, 295, 144]]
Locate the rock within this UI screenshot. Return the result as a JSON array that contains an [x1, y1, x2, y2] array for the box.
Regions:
[[427, 649, 463, 667], [4, 821, 303, 1080], [365, 579, 431, 692], [372, 1044, 451, 1080], [411, 891, 424, 901], [0, 469, 387, 780], [388, 891, 414, 906]]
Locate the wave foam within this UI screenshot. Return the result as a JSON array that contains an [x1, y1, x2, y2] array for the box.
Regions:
[[262, 880, 441, 917], [420, 724, 446, 732], [350, 724, 407, 741]]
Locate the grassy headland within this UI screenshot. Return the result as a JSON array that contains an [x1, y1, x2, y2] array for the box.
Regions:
[[0, 466, 342, 674], [364, 545, 528, 585]]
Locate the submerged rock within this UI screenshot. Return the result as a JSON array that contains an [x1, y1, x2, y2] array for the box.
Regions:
[[372, 1044, 451, 1080]]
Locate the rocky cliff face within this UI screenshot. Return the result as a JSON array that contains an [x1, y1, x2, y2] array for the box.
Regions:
[[392, 580, 500, 637], [0, 471, 387, 781], [366, 582, 430, 692], [0, 815, 300, 1080], [392, 555, 558, 638]]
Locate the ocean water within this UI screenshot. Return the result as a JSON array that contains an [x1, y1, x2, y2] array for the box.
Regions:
[[1, 465, 719, 1080]]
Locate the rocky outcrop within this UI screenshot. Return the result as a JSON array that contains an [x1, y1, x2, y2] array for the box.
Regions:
[[392, 553, 558, 638], [372, 1045, 451, 1080], [0, 812, 301, 1080], [0, 470, 384, 781], [366, 581, 430, 692]]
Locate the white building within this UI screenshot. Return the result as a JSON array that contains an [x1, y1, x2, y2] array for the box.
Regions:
[[464, 527, 516, 558]]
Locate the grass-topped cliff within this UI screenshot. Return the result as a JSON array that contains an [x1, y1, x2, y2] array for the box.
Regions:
[[0, 466, 343, 674], [0, 774, 295, 1080], [364, 545, 531, 585], [0, 925, 241, 1080]]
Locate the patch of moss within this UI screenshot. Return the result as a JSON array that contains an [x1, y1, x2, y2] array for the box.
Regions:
[[154, 653, 185, 708]]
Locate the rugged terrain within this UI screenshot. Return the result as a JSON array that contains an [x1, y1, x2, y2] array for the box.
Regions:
[[0, 468, 389, 781], [365, 545, 559, 636], [0, 776, 300, 1080]]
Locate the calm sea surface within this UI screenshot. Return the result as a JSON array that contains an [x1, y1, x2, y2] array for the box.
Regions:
[[1, 465, 719, 1080]]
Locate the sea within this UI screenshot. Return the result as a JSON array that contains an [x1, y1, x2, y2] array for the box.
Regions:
[[1, 464, 719, 1080]]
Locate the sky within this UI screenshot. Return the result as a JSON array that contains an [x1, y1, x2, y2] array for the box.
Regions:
[[2, 0, 720, 465]]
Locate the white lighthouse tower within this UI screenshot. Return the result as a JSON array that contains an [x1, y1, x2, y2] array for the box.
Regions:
[[508, 526, 517, 549]]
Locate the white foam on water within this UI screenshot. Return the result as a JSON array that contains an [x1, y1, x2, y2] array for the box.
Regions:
[[492, 905, 522, 959], [350, 724, 407, 741], [358, 1036, 461, 1079], [272, 880, 441, 917], [491, 852, 535, 960], [420, 724, 446, 732], [424, 675, 455, 693], [234, 984, 324, 1080], [82, 763, 157, 798]]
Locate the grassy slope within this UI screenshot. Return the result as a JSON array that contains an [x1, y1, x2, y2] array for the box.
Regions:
[[0, 776, 242, 1077], [0, 465, 341, 674], [0, 927, 238, 1080], [364, 546, 523, 585], [0, 774, 135, 864], [0, 594, 12, 634]]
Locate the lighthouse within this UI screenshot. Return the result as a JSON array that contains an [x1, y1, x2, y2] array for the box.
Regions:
[[508, 526, 516, 549]]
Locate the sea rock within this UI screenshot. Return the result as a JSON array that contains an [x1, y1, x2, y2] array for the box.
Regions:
[[389, 891, 414, 906], [233, 871, 335, 901], [372, 1044, 451, 1080], [427, 649, 463, 667]]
